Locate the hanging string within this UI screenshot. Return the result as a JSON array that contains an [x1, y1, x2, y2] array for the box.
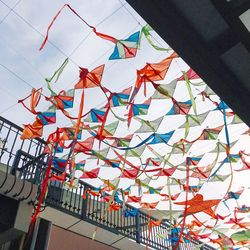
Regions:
[[173, 157, 190, 250]]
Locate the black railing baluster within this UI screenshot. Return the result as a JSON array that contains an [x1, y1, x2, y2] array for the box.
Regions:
[[94, 194, 97, 221], [19, 134, 24, 151], [0, 121, 3, 132], [34, 138, 43, 158], [0, 124, 11, 162], [81, 185, 88, 220], [91, 192, 94, 218], [72, 186, 77, 213], [99, 196, 102, 222], [115, 206, 119, 229], [96, 194, 100, 222], [78, 184, 83, 214], [0, 130, 11, 189], [109, 205, 113, 226], [7, 126, 19, 167], [109, 209, 112, 227], [104, 203, 108, 225], [57, 181, 62, 205], [78, 186, 82, 216], [63, 184, 68, 209], [94, 196, 97, 221], [114, 210, 117, 228], [68, 184, 73, 211], [140, 215, 144, 244], [87, 192, 91, 218], [129, 214, 132, 237], [26, 139, 33, 156]]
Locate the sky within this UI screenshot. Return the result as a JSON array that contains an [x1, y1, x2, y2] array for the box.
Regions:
[[0, 0, 250, 247], [0, 0, 168, 126]]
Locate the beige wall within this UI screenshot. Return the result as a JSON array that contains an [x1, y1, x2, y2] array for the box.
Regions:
[[48, 225, 116, 250]]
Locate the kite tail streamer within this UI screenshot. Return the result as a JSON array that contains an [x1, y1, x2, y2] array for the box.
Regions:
[[27, 143, 54, 244], [173, 158, 189, 250], [113, 150, 139, 170], [39, 4, 117, 50], [143, 80, 147, 97], [39, 4, 68, 50], [92, 227, 98, 240], [45, 58, 69, 95], [171, 97, 189, 115], [211, 102, 234, 229], [184, 115, 190, 139], [221, 100, 234, 195], [39, 4, 91, 50], [240, 150, 250, 157], [98, 97, 111, 138], [127, 101, 134, 127], [60, 108, 89, 120], [18, 88, 42, 115], [183, 72, 197, 116], [141, 24, 171, 51], [137, 179, 142, 196], [222, 101, 230, 155], [91, 27, 117, 43], [222, 99, 233, 192], [74, 89, 85, 138], [46, 58, 69, 84], [167, 176, 173, 224]]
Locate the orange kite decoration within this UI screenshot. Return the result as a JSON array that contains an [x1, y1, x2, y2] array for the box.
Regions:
[[129, 51, 178, 102], [174, 194, 221, 219]]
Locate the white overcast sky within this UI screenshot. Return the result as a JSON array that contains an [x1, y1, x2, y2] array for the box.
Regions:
[[0, 0, 171, 126]]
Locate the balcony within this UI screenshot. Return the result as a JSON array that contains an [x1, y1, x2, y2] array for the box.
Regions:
[[0, 115, 215, 250]]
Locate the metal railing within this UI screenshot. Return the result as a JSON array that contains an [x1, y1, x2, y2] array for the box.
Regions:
[[0, 116, 45, 170], [0, 116, 214, 250], [0, 116, 46, 200]]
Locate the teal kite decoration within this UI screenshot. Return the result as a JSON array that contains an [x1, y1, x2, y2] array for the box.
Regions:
[[85, 108, 107, 123], [167, 100, 192, 115], [37, 106, 56, 125], [109, 87, 132, 107], [52, 157, 67, 171], [109, 31, 140, 60]]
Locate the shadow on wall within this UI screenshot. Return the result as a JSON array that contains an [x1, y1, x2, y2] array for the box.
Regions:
[[48, 225, 116, 250]]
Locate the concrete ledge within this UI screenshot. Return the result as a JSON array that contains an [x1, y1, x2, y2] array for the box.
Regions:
[[0, 165, 38, 202]]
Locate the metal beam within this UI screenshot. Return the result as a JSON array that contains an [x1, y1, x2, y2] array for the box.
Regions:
[[127, 0, 250, 126]]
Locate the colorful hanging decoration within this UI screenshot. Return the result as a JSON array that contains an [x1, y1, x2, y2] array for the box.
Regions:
[[21, 120, 44, 139], [129, 51, 178, 102], [39, 4, 140, 60], [17, 5, 250, 248], [85, 108, 108, 123], [109, 87, 132, 107], [47, 89, 75, 110], [108, 31, 140, 60], [18, 88, 43, 115], [37, 106, 57, 125], [74, 65, 105, 89], [174, 194, 221, 219], [45, 58, 69, 95], [141, 24, 171, 51], [127, 98, 151, 126]]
